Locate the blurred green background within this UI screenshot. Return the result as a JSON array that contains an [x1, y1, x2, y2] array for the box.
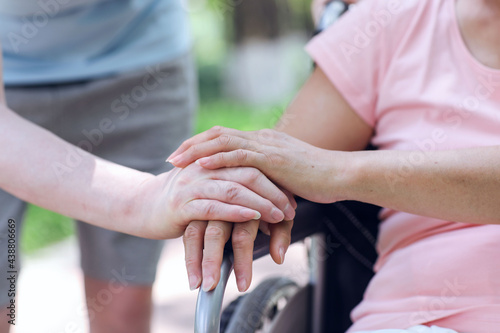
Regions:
[[22, 0, 314, 254]]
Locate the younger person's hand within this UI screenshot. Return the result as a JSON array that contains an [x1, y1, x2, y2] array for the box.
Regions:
[[137, 162, 296, 239]]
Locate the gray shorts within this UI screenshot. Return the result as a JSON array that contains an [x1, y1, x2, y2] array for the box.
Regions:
[[0, 54, 197, 304]]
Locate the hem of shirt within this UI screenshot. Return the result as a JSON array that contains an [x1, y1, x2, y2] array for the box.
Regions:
[[305, 36, 376, 129], [3, 45, 191, 86]]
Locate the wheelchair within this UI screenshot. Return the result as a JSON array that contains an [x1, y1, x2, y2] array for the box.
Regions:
[[193, 198, 381, 333]]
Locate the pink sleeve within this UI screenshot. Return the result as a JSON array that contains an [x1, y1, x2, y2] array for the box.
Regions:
[[306, 0, 418, 128]]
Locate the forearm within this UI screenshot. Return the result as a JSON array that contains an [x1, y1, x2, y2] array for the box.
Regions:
[[338, 147, 500, 224], [0, 105, 156, 236]]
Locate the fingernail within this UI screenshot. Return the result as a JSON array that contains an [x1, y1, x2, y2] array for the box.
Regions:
[[279, 247, 285, 264], [241, 209, 261, 220], [169, 155, 181, 165], [202, 276, 216, 292], [237, 278, 248, 292], [271, 208, 284, 222], [284, 204, 295, 220], [189, 275, 200, 291]]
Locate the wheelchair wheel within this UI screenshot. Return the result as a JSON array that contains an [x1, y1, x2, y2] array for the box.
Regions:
[[221, 277, 299, 333]]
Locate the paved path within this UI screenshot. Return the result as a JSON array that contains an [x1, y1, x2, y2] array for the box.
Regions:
[[12, 237, 308, 332]]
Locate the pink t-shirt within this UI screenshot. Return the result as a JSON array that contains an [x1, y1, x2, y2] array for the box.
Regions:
[[307, 0, 500, 332]]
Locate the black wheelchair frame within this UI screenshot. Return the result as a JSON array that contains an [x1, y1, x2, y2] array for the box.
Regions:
[[194, 199, 381, 333]]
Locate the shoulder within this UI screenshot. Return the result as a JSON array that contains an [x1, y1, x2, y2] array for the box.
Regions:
[[328, 0, 444, 63]]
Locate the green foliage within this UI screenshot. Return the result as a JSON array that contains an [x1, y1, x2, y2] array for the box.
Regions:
[[197, 63, 224, 101], [21, 205, 75, 254], [196, 100, 286, 132]]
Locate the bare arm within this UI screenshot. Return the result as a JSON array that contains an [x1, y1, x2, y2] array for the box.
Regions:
[[169, 67, 500, 225], [0, 47, 293, 240]]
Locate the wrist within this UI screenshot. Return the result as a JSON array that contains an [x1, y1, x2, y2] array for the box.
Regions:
[[116, 171, 159, 238], [133, 169, 184, 239], [321, 150, 353, 202], [333, 150, 381, 203]]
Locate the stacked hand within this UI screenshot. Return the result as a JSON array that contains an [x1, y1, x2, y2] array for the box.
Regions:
[[168, 127, 345, 292], [168, 127, 344, 204]]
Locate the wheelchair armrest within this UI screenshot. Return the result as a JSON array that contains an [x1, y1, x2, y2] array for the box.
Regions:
[[194, 199, 325, 333]]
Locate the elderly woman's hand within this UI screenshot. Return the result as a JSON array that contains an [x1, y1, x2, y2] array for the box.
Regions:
[[183, 218, 294, 292], [182, 186, 296, 292], [167, 127, 347, 204]]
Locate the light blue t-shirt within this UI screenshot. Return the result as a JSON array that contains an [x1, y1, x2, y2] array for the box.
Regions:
[[0, 0, 191, 85]]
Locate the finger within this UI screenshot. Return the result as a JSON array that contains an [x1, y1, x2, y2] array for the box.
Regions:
[[281, 187, 298, 211], [195, 149, 266, 170], [167, 126, 246, 162], [205, 168, 295, 221], [259, 220, 271, 236], [183, 199, 261, 225], [232, 220, 260, 292], [170, 128, 287, 167], [183, 221, 207, 290], [201, 221, 233, 291], [170, 135, 262, 168], [268, 220, 294, 265], [191, 179, 285, 222]]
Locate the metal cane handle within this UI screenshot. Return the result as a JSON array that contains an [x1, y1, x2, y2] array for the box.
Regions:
[[194, 251, 234, 333]]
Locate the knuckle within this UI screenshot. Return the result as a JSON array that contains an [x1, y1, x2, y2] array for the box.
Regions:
[[201, 257, 219, 269], [205, 225, 226, 240], [186, 144, 199, 156], [211, 125, 224, 134], [244, 168, 261, 184], [202, 203, 217, 218], [177, 141, 188, 151], [256, 128, 279, 143], [259, 128, 274, 137], [184, 256, 199, 267], [173, 170, 191, 187], [235, 149, 248, 163], [217, 134, 232, 147], [232, 227, 254, 245], [183, 223, 204, 241], [224, 185, 240, 201]]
